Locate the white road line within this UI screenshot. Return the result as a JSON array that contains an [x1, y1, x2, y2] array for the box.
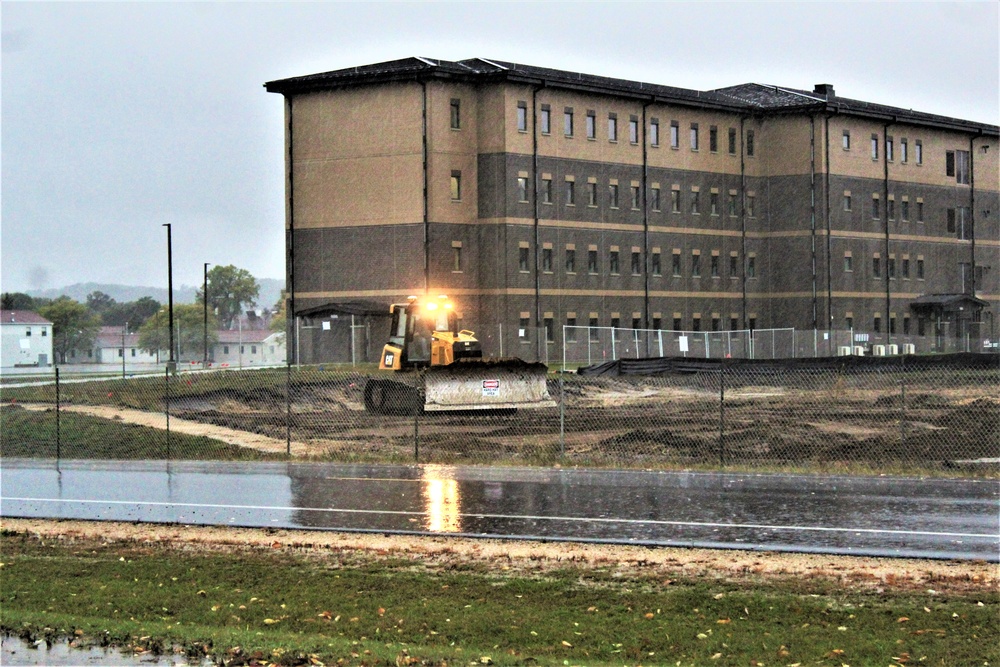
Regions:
[[5, 496, 997, 540]]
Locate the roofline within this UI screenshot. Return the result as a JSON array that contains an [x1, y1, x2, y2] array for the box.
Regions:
[[264, 58, 998, 136]]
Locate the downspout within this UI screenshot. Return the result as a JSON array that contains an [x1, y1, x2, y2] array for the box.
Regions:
[[421, 81, 430, 295], [969, 133, 978, 296], [882, 120, 891, 347], [824, 113, 834, 339], [809, 114, 818, 331], [739, 116, 748, 328], [285, 94, 297, 364], [642, 98, 653, 355], [531, 83, 544, 363]]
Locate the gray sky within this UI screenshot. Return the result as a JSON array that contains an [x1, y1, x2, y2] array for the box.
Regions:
[[2, 1, 997, 294]]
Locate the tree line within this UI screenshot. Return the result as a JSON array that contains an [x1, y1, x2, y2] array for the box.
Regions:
[[2, 265, 277, 363]]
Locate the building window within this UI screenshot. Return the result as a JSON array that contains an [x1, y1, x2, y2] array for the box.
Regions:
[[888, 256, 896, 279], [917, 258, 925, 279], [690, 123, 699, 150], [542, 247, 553, 272], [746, 130, 755, 156], [118, 349, 123, 358], [452, 245, 462, 272], [632, 316, 641, 330], [915, 140, 923, 165], [588, 250, 598, 274], [690, 190, 700, 215], [519, 246, 530, 272], [728, 193, 737, 216], [609, 250, 620, 275], [671, 189, 681, 213], [541, 178, 552, 204], [746, 194, 755, 218], [652, 251, 662, 276], [565, 248, 576, 273], [565, 180, 575, 206], [871, 196, 880, 220], [516, 101, 528, 132], [729, 254, 738, 276], [842, 130, 850, 150], [747, 255, 756, 278], [670, 120, 679, 148], [587, 182, 598, 207], [544, 317, 554, 343], [710, 192, 719, 216], [450, 98, 461, 129], [710, 254, 720, 277], [131, 348, 136, 357], [519, 317, 530, 341], [728, 128, 737, 154], [873, 315, 881, 334], [901, 200, 909, 221], [586, 111, 596, 139], [872, 256, 881, 278], [517, 176, 529, 202], [608, 113, 618, 142], [589, 317, 599, 341], [709, 126, 718, 152], [844, 254, 853, 272], [631, 251, 641, 275], [871, 134, 878, 160], [653, 317, 662, 330], [608, 184, 619, 208], [692, 316, 701, 332], [888, 199, 895, 220], [611, 316, 620, 330], [673, 317, 683, 331], [671, 253, 681, 277], [651, 186, 661, 211], [946, 150, 955, 176], [25, 328, 31, 336], [564, 108, 574, 136], [712, 316, 721, 332], [843, 194, 852, 211], [450, 171, 461, 200], [650, 119, 660, 146], [631, 185, 640, 210], [903, 316, 911, 335], [629, 117, 639, 144], [956, 150, 970, 184], [886, 136, 894, 162], [900, 138, 908, 163], [224, 345, 230, 355], [691, 253, 701, 277], [566, 317, 577, 342], [916, 201, 924, 222], [902, 258, 910, 279], [540, 106, 551, 134]]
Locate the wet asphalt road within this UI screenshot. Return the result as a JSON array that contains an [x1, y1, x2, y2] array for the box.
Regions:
[[1, 459, 997, 561]]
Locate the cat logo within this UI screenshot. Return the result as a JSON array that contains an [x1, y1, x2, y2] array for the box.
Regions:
[[383, 352, 395, 367]]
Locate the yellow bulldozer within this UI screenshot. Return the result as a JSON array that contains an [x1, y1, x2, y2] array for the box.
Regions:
[[363, 295, 554, 414]]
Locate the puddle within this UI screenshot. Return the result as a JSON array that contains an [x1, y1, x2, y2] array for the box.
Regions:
[[1, 635, 212, 666]]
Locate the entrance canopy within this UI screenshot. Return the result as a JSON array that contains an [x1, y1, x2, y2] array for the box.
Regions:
[[909, 293, 989, 315]]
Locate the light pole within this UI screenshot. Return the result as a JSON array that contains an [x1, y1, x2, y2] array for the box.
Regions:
[[121, 322, 127, 379], [203, 262, 210, 368], [163, 223, 175, 373]]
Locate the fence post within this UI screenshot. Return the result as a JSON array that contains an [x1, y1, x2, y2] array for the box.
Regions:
[[286, 362, 292, 457], [413, 383, 420, 463], [164, 367, 171, 460], [559, 374, 566, 460], [718, 364, 726, 467], [55, 367, 61, 460]]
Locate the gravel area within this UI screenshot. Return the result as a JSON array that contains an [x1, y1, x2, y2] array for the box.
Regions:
[[3, 518, 996, 596]]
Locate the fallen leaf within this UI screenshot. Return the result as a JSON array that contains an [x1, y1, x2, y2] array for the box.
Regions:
[[645, 613, 655, 619], [717, 618, 731, 624], [561, 640, 573, 648], [897, 617, 909, 623]]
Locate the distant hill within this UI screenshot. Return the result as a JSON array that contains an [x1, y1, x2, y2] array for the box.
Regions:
[[24, 278, 284, 312]]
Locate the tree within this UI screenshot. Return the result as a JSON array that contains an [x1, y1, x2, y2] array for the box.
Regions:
[[86, 291, 116, 315], [102, 296, 161, 328], [38, 297, 102, 363], [198, 265, 259, 329], [138, 304, 218, 361], [1, 292, 35, 310]]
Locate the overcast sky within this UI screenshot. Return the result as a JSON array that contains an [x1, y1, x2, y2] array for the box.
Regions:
[[2, 1, 997, 295]]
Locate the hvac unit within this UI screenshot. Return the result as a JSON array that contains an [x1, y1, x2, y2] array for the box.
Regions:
[[888, 344, 899, 355], [837, 346, 853, 357], [873, 345, 887, 356], [902, 343, 916, 355], [853, 346, 866, 356]]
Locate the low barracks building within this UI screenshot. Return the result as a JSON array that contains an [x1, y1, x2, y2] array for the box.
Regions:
[[265, 57, 999, 363]]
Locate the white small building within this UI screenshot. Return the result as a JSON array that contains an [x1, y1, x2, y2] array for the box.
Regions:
[[0, 310, 54, 368], [210, 329, 286, 368], [83, 326, 160, 365]]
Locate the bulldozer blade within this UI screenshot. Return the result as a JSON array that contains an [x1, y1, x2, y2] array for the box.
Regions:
[[423, 359, 556, 411]]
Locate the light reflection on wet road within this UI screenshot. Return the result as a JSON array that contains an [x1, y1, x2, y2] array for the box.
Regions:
[[1, 459, 997, 561]]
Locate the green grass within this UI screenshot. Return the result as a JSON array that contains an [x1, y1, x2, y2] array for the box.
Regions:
[[0, 407, 270, 460], [1, 531, 996, 666]]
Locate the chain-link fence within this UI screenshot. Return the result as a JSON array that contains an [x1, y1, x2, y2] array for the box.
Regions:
[[2, 355, 997, 475]]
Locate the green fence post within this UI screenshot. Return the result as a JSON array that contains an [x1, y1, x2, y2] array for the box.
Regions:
[[55, 366, 61, 461]]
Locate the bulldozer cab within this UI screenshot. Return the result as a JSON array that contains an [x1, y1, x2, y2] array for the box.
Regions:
[[389, 298, 458, 367]]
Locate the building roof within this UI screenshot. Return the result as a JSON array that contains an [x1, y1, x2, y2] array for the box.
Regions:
[[215, 329, 280, 344], [265, 57, 998, 136], [1, 310, 52, 325], [95, 326, 141, 347]]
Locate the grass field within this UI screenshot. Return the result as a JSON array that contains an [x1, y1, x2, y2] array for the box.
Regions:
[[1, 522, 996, 667]]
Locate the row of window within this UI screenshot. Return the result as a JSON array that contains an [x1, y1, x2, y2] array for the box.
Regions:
[[21, 327, 48, 336], [847, 194, 973, 239], [505, 245, 757, 279], [514, 101, 756, 155], [845, 254, 925, 280]]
